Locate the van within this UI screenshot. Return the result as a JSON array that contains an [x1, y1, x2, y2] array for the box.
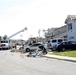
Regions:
[[47, 38, 66, 50]]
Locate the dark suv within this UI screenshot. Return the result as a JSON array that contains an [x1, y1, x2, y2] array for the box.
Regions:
[[55, 41, 76, 52]]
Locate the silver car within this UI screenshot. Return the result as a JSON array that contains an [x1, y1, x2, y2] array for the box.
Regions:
[[25, 43, 44, 52]]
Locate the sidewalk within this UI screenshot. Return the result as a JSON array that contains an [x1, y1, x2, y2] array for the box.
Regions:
[[44, 54, 76, 62]]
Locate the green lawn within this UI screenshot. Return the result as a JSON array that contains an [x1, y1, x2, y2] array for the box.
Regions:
[[48, 50, 76, 57]]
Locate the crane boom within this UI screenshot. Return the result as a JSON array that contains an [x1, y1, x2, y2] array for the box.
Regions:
[[0, 27, 27, 50], [8, 27, 27, 39]]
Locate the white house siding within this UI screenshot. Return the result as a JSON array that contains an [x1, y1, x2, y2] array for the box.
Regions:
[[53, 25, 66, 37], [54, 32, 66, 38], [65, 15, 76, 41]]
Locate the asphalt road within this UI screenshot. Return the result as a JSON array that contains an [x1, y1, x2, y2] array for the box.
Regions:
[[0, 50, 76, 75]]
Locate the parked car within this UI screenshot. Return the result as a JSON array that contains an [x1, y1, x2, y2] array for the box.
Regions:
[[47, 38, 66, 50], [55, 41, 76, 52], [24, 43, 45, 52]]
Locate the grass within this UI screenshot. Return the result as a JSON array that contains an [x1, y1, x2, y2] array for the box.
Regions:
[[48, 50, 76, 57]]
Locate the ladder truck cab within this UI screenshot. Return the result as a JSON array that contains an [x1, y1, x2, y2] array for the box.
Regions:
[[0, 27, 27, 50], [0, 40, 12, 49]]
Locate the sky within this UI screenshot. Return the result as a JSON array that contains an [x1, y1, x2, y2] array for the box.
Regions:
[[0, 0, 76, 40]]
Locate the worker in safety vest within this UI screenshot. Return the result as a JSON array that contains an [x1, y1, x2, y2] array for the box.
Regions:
[[13, 43, 17, 49]]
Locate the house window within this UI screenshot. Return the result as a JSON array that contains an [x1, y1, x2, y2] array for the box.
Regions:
[[58, 31, 60, 33], [68, 23, 72, 31], [69, 37, 74, 39]]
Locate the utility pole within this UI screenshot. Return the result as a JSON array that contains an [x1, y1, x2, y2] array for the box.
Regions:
[[38, 29, 41, 37]]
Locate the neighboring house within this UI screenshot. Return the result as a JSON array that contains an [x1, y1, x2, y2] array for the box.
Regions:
[[65, 15, 76, 41], [45, 28, 56, 38], [45, 25, 67, 40], [52, 25, 67, 38]]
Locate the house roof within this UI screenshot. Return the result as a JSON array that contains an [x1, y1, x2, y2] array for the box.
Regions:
[[53, 32, 67, 38], [54, 25, 66, 31], [65, 15, 76, 23], [47, 28, 57, 33]]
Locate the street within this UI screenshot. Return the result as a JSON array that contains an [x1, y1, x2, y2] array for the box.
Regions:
[[0, 50, 76, 75]]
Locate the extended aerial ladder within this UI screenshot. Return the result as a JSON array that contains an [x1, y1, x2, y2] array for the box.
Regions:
[[8, 27, 27, 39], [0, 27, 28, 49], [8, 27, 27, 47]]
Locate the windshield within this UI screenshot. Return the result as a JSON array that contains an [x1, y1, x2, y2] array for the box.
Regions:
[[0, 41, 8, 43]]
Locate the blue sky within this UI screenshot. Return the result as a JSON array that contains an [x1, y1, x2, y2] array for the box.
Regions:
[[0, 0, 76, 40]]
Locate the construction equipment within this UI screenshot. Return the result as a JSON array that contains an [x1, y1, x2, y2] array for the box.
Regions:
[[0, 27, 27, 49]]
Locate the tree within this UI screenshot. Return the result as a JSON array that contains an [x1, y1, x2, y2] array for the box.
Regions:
[[38, 29, 41, 37], [3, 35, 7, 40]]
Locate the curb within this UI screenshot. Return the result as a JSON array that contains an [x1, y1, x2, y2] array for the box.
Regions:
[[44, 54, 76, 62]]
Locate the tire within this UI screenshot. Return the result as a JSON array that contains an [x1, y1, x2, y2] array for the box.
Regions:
[[62, 48, 66, 52], [26, 48, 30, 52], [7, 48, 9, 50]]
